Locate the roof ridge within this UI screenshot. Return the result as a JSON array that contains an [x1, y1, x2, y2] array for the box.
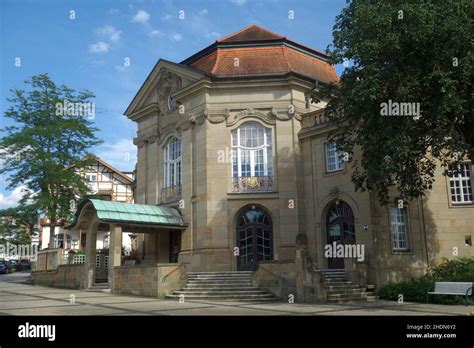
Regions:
[[217, 24, 257, 42], [281, 45, 292, 73], [217, 24, 285, 43], [210, 49, 221, 75]]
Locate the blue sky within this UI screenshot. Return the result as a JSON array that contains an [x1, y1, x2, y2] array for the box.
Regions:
[[0, 0, 347, 208]]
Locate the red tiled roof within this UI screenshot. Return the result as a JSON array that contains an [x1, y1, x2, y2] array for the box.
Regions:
[[191, 46, 338, 83], [185, 24, 339, 84], [218, 24, 285, 43]]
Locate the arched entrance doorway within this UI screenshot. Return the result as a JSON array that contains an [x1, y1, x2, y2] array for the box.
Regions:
[[237, 206, 273, 271], [326, 201, 355, 269]]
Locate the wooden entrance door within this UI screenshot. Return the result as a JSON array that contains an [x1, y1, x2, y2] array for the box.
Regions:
[[326, 201, 355, 269], [237, 207, 272, 271]]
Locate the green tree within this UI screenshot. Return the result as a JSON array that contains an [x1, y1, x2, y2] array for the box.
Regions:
[[0, 205, 37, 246], [0, 74, 102, 248], [313, 0, 473, 204]]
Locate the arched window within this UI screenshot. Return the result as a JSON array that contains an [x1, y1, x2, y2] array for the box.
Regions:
[[327, 201, 355, 244], [55, 233, 72, 249], [231, 123, 272, 178], [164, 137, 181, 188]]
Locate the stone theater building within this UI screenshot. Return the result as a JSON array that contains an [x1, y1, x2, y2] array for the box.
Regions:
[[124, 24, 338, 272], [36, 25, 473, 303]]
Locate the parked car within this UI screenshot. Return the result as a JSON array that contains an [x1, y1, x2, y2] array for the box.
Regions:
[[0, 260, 10, 274], [8, 260, 19, 272], [18, 259, 31, 270]]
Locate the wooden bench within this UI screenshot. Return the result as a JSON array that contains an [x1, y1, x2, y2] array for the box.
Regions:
[[426, 282, 473, 306]]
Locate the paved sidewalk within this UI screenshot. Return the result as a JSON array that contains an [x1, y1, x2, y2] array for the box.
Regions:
[[0, 274, 472, 316]]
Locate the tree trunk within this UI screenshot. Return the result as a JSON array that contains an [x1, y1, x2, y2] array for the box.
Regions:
[[48, 219, 56, 249]]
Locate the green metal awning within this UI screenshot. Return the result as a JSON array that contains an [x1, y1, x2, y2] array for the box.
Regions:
[[70, 198, 188, 229]]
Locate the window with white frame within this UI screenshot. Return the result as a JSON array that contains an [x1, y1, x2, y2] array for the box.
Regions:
[[164, 137, 182, 188], [325, 142, 343, 172], [85, 174, 97, 182], [55, 233, 72, 249], [390, 207, 409, 251], [231, 123, 272, 177], [448, 163, 473, 204]]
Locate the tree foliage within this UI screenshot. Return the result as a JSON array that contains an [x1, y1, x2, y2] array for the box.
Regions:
[[0, 205, 37, 245], [0, 74, 102, 247], [313, 0, 473, 204]]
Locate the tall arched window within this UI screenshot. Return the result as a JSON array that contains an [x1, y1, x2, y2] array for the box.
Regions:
[[231, 122, 272, 178], [164, 137, 182, 188]]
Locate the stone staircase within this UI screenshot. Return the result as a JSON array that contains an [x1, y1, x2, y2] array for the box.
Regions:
[[323, 270, 376, 303], [86, 282, 110, 293], [166, 271, 278, 301]]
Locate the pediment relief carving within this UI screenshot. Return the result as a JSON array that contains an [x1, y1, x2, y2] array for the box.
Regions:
[[157, 68, 182, 114]]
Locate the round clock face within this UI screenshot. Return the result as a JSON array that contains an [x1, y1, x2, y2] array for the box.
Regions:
[[167, 93, 176, 111]]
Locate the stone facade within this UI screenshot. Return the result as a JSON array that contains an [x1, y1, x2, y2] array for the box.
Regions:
[[123, 25, 473, 299], [127, 68, 324, 271], [32, 264, 84, 289], [299, 109, 474, 287], [113, 264, 185, 298]]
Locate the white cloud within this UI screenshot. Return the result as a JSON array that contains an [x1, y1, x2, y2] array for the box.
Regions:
[[198, 9, 208, 15], [0, 186, 26, 209], [88, 41, 109, 54], [96, 25, 121, 42], [161, 14, 172, 21], [149, 29, 164, 38], [231, 0, 246, 5], [206, 31, 221, 38], [108, 8, 119, 15], [169, 32, 182, 42], [132, 10, 150, 23], [96, 139, 137, 172]]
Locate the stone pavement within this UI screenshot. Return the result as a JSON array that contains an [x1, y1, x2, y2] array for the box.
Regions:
[[0, 272, 472, 316]]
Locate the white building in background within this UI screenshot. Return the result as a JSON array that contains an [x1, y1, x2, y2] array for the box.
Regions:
[[39, 157, 135, 254]]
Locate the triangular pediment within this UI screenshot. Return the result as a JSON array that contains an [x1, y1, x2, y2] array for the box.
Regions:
[[124, 59, 206, 119]]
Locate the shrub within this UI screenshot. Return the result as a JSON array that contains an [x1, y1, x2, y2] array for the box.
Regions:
[[428, 257, 474, 282], [377, 257, 474, 305], [377, 276, 434, 303]]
